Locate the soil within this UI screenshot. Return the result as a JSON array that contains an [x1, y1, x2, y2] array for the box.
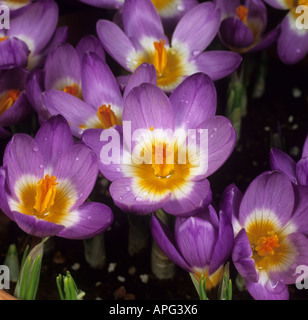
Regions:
[[0, 0, 308, 301]]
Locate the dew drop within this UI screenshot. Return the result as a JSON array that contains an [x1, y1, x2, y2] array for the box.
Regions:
[[116, 167, 121, 172], [33, 147, 38, 152], [210, 134, 214, 138], [125, 186, 131, 192], [177, 4, 185, 11], [192, 49, 201, 56], [76, 157, 79, 161], [135, 196, 142, 202], [214, 127, 217, 132], [119, 196, 123, 201]]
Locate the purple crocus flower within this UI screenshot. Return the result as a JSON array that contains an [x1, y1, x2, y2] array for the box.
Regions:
[[0, 115, 113, 239], [151, 205, 234, 291], [264, 0, 308, 64], [214, 0, 280, 54], [42, 46, 157, 138], [270, 135, 308, 186], [222, 171, 308, 300], [0, 67, 32, 128], [82, 73, 236, 216], [0, 0, 67, 70], [26, 36, 106, 126], [96, 0, 242, 92]]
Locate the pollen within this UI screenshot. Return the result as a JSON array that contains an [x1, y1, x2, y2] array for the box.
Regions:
[[149, 126, 154, 131], [255, 233, 280, 257], [34, 174, 58, 216], [63, 83, 80, 97], [97, 104, 120, 129], [236, 5, 249, 24], [153, 39, 167, 76], [0, 36, 8, 42], [298, 0, 308, 5], [0, 89, 21, 116]]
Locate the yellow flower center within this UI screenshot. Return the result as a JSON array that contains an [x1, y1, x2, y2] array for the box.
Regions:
[[236, 5, 249, 24], [255, 233, 280, 257], [0, 89, 21, 116], [153, 39, 168, 76], [151, 142, 175, 178], [97, 104, 120, 129], [298, 0, 308, 6], [34, 174, 58, 216], [0, 36, 8, 42], [63, 83, 80, 98]]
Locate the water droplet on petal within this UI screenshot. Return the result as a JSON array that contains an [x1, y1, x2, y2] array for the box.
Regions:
[[76, 157, 79, 161], [192, 50, 201, 56], [177, 4, 185, 11], [119, 196, 123, 201], [33, 147, 38, 152], [116, 167, 121, 172], [135, 196, 142, 202], [125, 186, 131, 192]]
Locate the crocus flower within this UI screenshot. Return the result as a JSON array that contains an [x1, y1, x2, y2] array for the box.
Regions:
[[223, 171, 308, 299], [270, 135, 308, 186], [264, 0, 308, 64], [82, 73, 236, 216], [97, 0, 242, 92], [26, 36, 106, 125], [0, 115, 113, 239], [151, 205, 234, 291], [0, 67, 32, 128], [42, 48, 157, 138], [214, 0, 280, 54], [0, 0, 67, 70]]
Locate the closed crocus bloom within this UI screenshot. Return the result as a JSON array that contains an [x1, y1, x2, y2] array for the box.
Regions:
[[82, 73, 236, 216], [215, 0, 280, 54], [0, 67, 32, 128], [97, 0, 242, 92], [151, 205, 234, 291], [0, 0, 67, 70], [264, 0, 308, 64], [223, 171, 308, 300], [270, 135, 308, 186], [0, 115, 113, 239], [42, 47, 157, 138]]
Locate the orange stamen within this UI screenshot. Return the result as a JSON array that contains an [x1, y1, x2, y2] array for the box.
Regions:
[[0, 89, 21, 116], [63, 83, 79, 97], [153, 39, 167, 76], [34, 174, 58, 215], [0, 36, 8, 42], [97, 104, 120, 129], [255, 234, 280, 257], [151, 142, 174, 178], [236, 5, 249, 24]]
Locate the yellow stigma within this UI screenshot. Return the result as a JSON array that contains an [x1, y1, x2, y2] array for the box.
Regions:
[[298, 0, 308, 5], [255, 233, 280, 257], [0, 36, 8, 42], [63, 83, 80, 98], [153, 39, 167, 76], [0, 89, 21, 117], [34, 175, 58, 216], [236, 5, 249, 24], [97, 104, 120, 129], [151, 142, 175, 178]]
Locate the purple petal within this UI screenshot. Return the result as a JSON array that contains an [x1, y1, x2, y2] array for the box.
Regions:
[[0, 37, 29, 68], [270, 148, 297, 184], [195, 51, 242, 81], [81, 52, 123, 109], [57, 202, 113, 240], [239, 171, 294, 228], [296, 158, 308, 186], [34, 115, 74, 170], [96, 19, 136, 71], [151, 213, 192, 272], [75, 35, 106, 62], [249, 27, 280, 53], [8, 0, 58, 56], [3, 134, 44, 198], [0, 168, 14, 220], [232, 228, 259, 282], [170, 73, 217, 130], [52, 144, 99, 211], [109, 177, 172, 215], [292, 185, 308, 235], [245, 279, 289, 300], [277, 12, 308, 64], [79, 0, 123, 9], [123, 63, 157, 102], [162, 179, 212, 216], [44, 43, 81, 90], [219, 17, 254, 48], [175, 209, 218, 269], [122, 0, 165, 43], [302, 135, 308, 158], [263, 0, 292, 9], [43, 90, 97, 138], [213, 0, 240, 17], [172, 2, 221, 55], [12, 211, 64, 238]]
